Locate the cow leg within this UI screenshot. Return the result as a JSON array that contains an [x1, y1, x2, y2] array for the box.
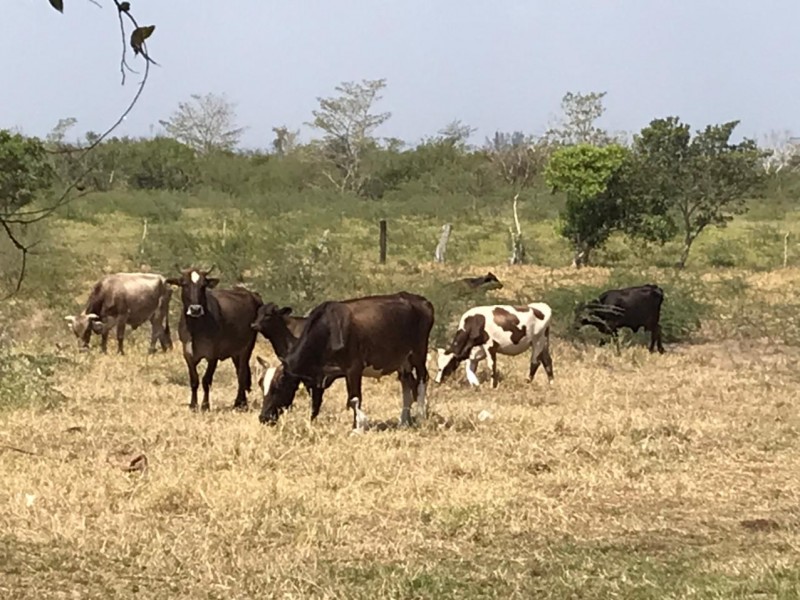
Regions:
[[115, 316, 128, 355], [464, 346, 484, 387], [232, 355, 250, 410], [310, 387, 325, 420], [345, 369, 364, 431], [201, 358, 218, 412], [99, 325, 110, 354], [399, 372, 415, 427], [540, 346, 555, 383], [148, 314, 160, 354], [611, 330, 621, 355], [411, 350, 429, 420], [487, 345, 499, 389], [650, 323, 665, 354], [186, 358, 200, 411]]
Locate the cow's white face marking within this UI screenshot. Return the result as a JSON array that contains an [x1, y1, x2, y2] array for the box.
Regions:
[[190, 271, 200, 284], [263, 367, 277, 397], [434, 348, 455, 383]]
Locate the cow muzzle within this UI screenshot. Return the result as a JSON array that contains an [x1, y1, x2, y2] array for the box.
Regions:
[[187, 305, 205, 318]]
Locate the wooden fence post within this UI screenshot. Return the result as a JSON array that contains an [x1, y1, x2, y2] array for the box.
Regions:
[[140, 217, 148, 255], [379, 219, 387, 264], [434, 223, 452, 263], [784, 232, 789, 268]]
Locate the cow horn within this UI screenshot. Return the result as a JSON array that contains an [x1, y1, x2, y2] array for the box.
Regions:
[[206, 264, 216, 276]]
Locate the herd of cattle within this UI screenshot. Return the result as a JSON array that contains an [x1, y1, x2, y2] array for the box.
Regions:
[[65, 270, 667, 431]]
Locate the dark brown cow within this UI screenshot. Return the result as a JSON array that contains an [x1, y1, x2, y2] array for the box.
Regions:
[[250, 303, 312, 397], [65, 272, 172, 354], [258, 291, 434, 431], [459, 272, 504, 291], [575, 284, 665, 353], [166, 268, 262, 411], [250, 303, 307, 360]]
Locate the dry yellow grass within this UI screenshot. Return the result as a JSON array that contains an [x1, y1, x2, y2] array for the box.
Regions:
[[3, 315, 800, 597], [3, 264, 800, 598]]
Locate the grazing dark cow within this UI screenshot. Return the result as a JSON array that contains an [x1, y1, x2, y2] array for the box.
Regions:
[[65, 272, 172, 354], [459, 272, 504, 291], [166, 268, 262, 411], [258, 291, 434, 431], [575, 284, 665, 353], [250, 303, 310, 397], [435, 302, 554, 389], [250, 303, 307, 359]]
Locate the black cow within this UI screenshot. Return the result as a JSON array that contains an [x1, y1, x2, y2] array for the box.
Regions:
[[459, 272, 503, 291], [258, 291, 434, 431], [575, 284, 665, 353], [167, 268, 263, 411]]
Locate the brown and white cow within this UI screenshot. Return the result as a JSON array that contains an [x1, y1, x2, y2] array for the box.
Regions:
[[167, 268, 262, 412], [435, 302, 554, 389], [65, 272, 173, 354], [258, 291, 434, 431]]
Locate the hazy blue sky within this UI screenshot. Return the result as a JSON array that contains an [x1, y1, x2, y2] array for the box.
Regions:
[[4, 1, 798, 149]]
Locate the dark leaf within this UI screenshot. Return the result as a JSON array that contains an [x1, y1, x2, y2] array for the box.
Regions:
[[48, 0, 64, 13], [119, 1, 131, 11], [130, 25, 156, 56]]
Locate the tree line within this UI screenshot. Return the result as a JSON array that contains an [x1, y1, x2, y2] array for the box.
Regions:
[[3, 0, 799, 283]]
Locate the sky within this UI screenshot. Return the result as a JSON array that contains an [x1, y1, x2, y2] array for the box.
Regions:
[[3, 1, 799, 150]]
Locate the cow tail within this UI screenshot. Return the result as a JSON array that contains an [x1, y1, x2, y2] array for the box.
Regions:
[[161, 286, 173, 346]]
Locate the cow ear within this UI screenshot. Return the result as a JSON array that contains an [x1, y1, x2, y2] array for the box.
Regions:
[[165, 277, 182, 287], [206, 278, 220, 289], [278, 306, 293, 316]]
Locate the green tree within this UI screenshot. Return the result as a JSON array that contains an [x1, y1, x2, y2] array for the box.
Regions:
[[308, 78, 391, 194], [544, 143, 628, 266], [625, 117, 767, 267]]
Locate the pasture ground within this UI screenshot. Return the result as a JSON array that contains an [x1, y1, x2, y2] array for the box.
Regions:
[[3, 264, 800, 598]]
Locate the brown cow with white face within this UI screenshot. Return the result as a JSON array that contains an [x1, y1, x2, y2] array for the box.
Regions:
[[65, 272, 173, 354], [435, 302, 554, 389], [166, 268, 262, 412], [258, 291, 434, 431]]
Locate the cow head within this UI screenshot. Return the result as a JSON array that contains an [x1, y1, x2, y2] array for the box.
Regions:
[[64, 313, 102, 349], [483, 272, 503, 290], [166, 267, 219, 319], [258, 359, 302, 425], [434, 347, 459, 383], [251, 302, 292, 332]]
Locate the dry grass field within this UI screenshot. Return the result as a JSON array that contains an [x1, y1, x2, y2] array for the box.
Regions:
[[3, 265, 800, 599]]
